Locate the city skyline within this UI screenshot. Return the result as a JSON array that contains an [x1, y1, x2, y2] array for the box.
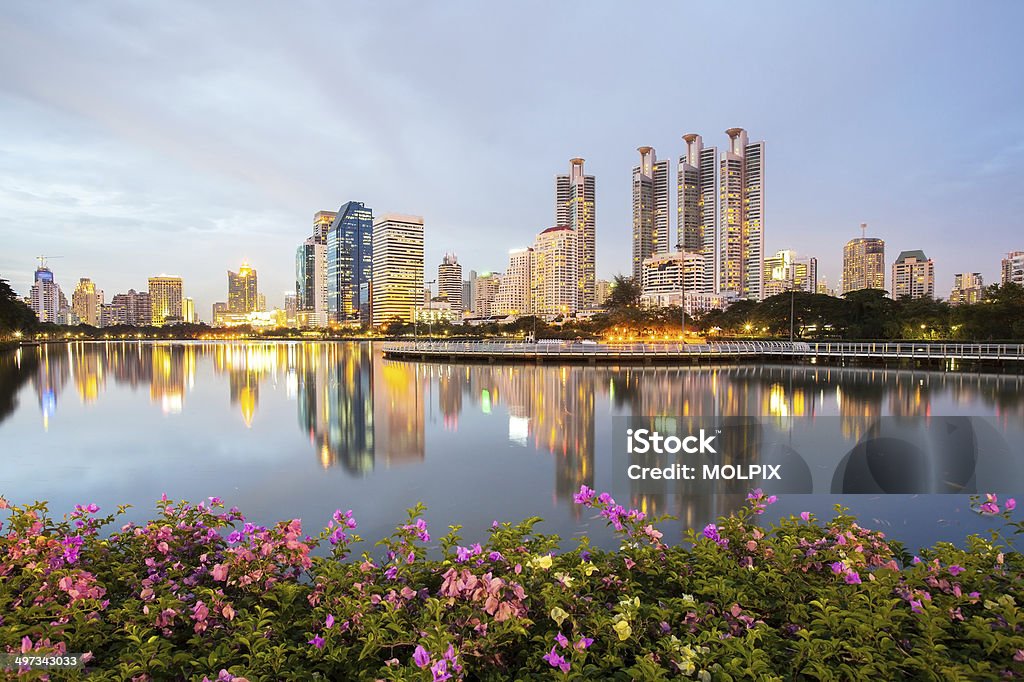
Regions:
[[1, 3, 1022, 316]]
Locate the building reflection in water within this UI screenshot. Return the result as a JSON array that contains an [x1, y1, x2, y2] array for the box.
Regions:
[[9, 342, 1024, 535]]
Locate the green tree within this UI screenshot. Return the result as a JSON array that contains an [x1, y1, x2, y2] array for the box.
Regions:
[[0, 276, 37, 334], [604, 274, 641, 310]]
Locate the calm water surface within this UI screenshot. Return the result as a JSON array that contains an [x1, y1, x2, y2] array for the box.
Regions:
[[1, 341, 1022, 552]]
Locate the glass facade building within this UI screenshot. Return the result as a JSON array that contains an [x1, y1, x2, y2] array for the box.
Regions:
[[327, 201, 373, 324]]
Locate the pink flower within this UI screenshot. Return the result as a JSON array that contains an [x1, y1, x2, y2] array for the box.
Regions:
[[543, 646, 570, 673], [948, 565, 964, 576], [325, 614, 335, 629], [910, 599, 923, 614], [1006, 498, 1017, 512], [575, 636, 594, 651], [555, 632, 568, 648], [844, 571, 862, 585], [800, 511, 811, 522], [309, 635, 324, 649], [212, 564, 228, 581], [413, 645, 430, 668]]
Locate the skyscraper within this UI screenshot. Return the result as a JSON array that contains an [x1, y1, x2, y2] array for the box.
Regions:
[[1002, 251, 1024, 286], [555, 158, 596, 308], [891, 250, 935, 299], [327, 201, 374, 324], [843, 226, 886, 294], [371, 214, 424, 326], [438, 253, 463, 312], [72, 278, 102, 326], [228, 262, 258, 313], [532, 226, 578, 317], [950, 273, 984, 305], [763, 250, 818, 297], [295, 237, 324, 324], [678, 134, 718, 292], [111, 289, 151, 326], [631, 147, 670, 281], [148, 276, 183, 326], [719, 128, 765, 300], [496, 248, 534, 315], [473, 272, 502, 317], [29, 263, 64, 324]]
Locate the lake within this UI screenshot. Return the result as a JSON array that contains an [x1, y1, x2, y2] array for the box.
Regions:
[[1, 340, 1022, 554]]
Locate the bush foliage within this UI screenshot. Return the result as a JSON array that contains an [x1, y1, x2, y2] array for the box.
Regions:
[[2, 490, 1023, 680]]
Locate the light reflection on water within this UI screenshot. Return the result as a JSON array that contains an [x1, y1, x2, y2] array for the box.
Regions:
[[0, 340, 1022, 552]]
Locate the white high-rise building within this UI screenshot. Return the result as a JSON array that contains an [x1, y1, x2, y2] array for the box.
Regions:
[[532, 226, 578, 317], [892, 250, 935, 300], [719, 128, 765, 300], [1002, 251, 1024, 286], [678, 134, 718, 293], [763, 250, 817, 297], [496, 247, 534, 315], [950, 273, 984, 306], [29, 264, 64, 324], [438, 253, 463, 312], [632, 147, 670, 281], [371, 214, 424, 326], [555, 158, 596, 308]]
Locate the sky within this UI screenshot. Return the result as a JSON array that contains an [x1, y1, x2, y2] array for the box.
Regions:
[[1, 1, 1022, 319]]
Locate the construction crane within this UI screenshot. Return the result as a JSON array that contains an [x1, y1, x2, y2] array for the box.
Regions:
[[35, 255, 64, 269]]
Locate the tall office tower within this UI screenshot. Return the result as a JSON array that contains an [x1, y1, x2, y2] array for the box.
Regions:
[[719, 128, 765, 300], [473, 272, 502, 317], [462, 279, 474, 315], [227, 262, 258, 313], [678, 134, 718, 292], [1002, 251, 1024, 286], [950, 273, 985, 305], [891, 250, 935, 299], [284, 293, 298, 326], [555, 158, 597, 308], [631, 147, 670, 281], [148, 276, 184, 326], [762, 250, 818, 297], [843, 226, 886, 293], [327, 201, 374, 324], [182, 297, 196, 324], [72, 278, 102, 326], [111, 289, 151, 326], [438, 253, 463, 312], [532, 226, 578, 317], [313, 210, 336, 242], [371, 214, 424, 326], [296, 237, 326, 326], [496, 247, 534, 315], [29, 263, 63, 324]]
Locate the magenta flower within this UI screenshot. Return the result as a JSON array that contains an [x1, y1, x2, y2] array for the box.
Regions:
[[543, 646, 571, 673], [430, 659, 451, 682], [1007, 498, 1017, 512], [702, 523, 727, 547], [309, 635, 324, 649], [413, 645, 430, 668], [910, 599, 923, 614], [948, 565, 964, 576], [555, 632, 569, 648], [830, 562, 844, 574], [325, 614, 335, 629], [800, 511, 811, 522], [573, 485, 595, 505], [844, 571, 862, 585], [575, 636, 594, 651]]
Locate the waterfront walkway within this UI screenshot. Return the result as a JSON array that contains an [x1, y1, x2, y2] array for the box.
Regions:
[[382, 340, 1024, 368]]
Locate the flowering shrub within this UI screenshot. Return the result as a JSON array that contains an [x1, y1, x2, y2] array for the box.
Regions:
[[1, 490, 1023, 679]]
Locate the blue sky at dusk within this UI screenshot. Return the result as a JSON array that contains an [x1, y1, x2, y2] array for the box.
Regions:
[[1, 1, 1022, 316]]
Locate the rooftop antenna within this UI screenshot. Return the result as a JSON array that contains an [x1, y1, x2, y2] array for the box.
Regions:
[[860, 223, 867, 238], [36, 255, 64, 269]]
